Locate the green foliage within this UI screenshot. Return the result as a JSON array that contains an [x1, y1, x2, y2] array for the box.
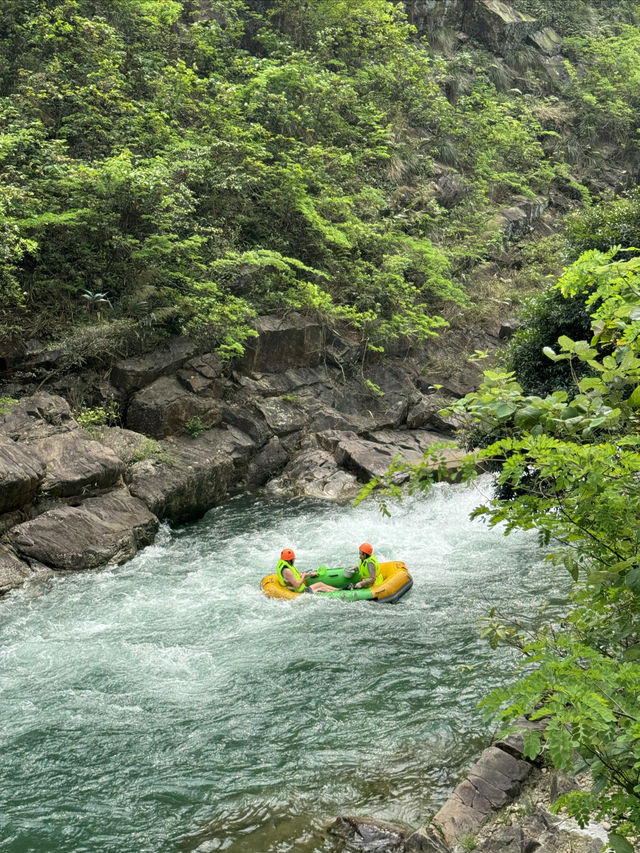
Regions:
[[566, 188, 640, 258], [76, 401, 119, 431], [366, 246, 640, 843], [183, 416, 209, 438], [129, 437, 176, 467], [504, 286, 593, 395], [0, 396, 17, 415]]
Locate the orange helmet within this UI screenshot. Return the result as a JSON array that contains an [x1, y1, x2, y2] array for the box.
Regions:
[[359, 542, 373, 555], [281, 548, 295, 561]]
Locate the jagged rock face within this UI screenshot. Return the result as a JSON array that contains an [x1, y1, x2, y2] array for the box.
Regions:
[[128, 427, 255, 524], [110, 336, 198, 393], [405, 0, 538, 53], [404, 0, 467, 32], [126, 375, 222, 438], [237, 313, 325, 373]]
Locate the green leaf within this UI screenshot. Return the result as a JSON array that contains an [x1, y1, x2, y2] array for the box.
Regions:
[[523, 730, 541, 760], [625, 566, 640, 594], [627, 386, 640, 407], [608, 833, 634, 853]]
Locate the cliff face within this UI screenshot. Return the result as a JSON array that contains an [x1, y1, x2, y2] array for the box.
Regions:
[[405, 0, 542, 52]]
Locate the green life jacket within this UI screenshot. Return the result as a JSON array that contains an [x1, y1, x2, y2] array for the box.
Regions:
[[358, 554, 383, 586], [277, 559, 303, 591]]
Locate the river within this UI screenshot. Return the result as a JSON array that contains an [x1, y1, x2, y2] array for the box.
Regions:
[[0, 478, 565, 852]]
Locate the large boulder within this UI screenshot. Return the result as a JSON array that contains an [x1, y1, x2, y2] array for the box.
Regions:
[[265, 448, 360, 501], [0, 435, 45, 513], [128, 427, 255, 523], [28, 431, 124, 497], [433, 746, 532, 845], [110, 336, 198, 393], [9, 490, 158, 571], [0, 393, 76, 442], [237, 313, 325, 373], [126, 376, 222, 438], [465, 0, 536, 53], [322, 429, 464, 482]]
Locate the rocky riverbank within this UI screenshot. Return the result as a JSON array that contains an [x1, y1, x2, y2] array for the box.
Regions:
[[0, 312, 508, 595], [329, 719, 607, 853]]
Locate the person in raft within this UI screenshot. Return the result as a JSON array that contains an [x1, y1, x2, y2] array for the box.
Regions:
[[350, 542, 384, 590], [276, 548, 339, 594]]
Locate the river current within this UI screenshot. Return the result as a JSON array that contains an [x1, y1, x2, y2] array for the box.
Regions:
[[0, 478, 564, 852]]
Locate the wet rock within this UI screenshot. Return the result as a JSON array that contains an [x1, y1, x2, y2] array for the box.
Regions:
[[325, 429, 463, 482], [126, 376, 222, 438], [329, 816, 406, 851], [246, 436, 289, 488], [237, 313, 324, 373], [405, 825, 451, 851], [28, 432, 124, 498], [128, 427, 255, 524], [0, 435, 45, 513], [265, 448, 360, 501], [0, 545, 33, 595], [9, 490, 158, 571], [110, 336, 198, 393]]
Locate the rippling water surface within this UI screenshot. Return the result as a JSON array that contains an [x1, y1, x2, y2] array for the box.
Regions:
[[0, 479, 565, 852]]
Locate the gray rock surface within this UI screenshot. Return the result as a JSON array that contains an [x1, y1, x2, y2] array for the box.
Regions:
[[265, 448, 360, 501], [0, 545, 33, 594], [238, 313, 324, 373], [128, 427, 254, 523], [28, 431, 124, 497], [9, 490, 158, 570], [433, 746, 532, 844], [111, 336, 198, 392], [126, 376, 222, 438], [0, 435, 45, 513]]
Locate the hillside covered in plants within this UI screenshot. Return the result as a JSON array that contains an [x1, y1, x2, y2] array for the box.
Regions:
[[1, 0, 639, 371]]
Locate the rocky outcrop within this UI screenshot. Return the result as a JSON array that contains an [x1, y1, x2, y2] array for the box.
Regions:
[[9, 490, 158, 571], [0, 435, 44, 513], [0, 313, 499, 592], [328, 718, 607, 853], [110, 336, 199, 393], [432, 746, 532, 844], [237, 312, 325, 373], [128, 427, 254, 524]]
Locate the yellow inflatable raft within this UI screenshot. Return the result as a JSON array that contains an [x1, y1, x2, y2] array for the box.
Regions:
[[261, 561, 412, 603]]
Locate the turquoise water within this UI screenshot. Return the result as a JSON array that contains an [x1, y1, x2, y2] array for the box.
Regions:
[[0, 479, 564, 852]]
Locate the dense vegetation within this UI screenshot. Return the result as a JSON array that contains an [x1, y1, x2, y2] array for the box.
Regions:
[[364, 191, 640, 851], [1, 0, 638, 365], [2, 2, 640, 847]]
